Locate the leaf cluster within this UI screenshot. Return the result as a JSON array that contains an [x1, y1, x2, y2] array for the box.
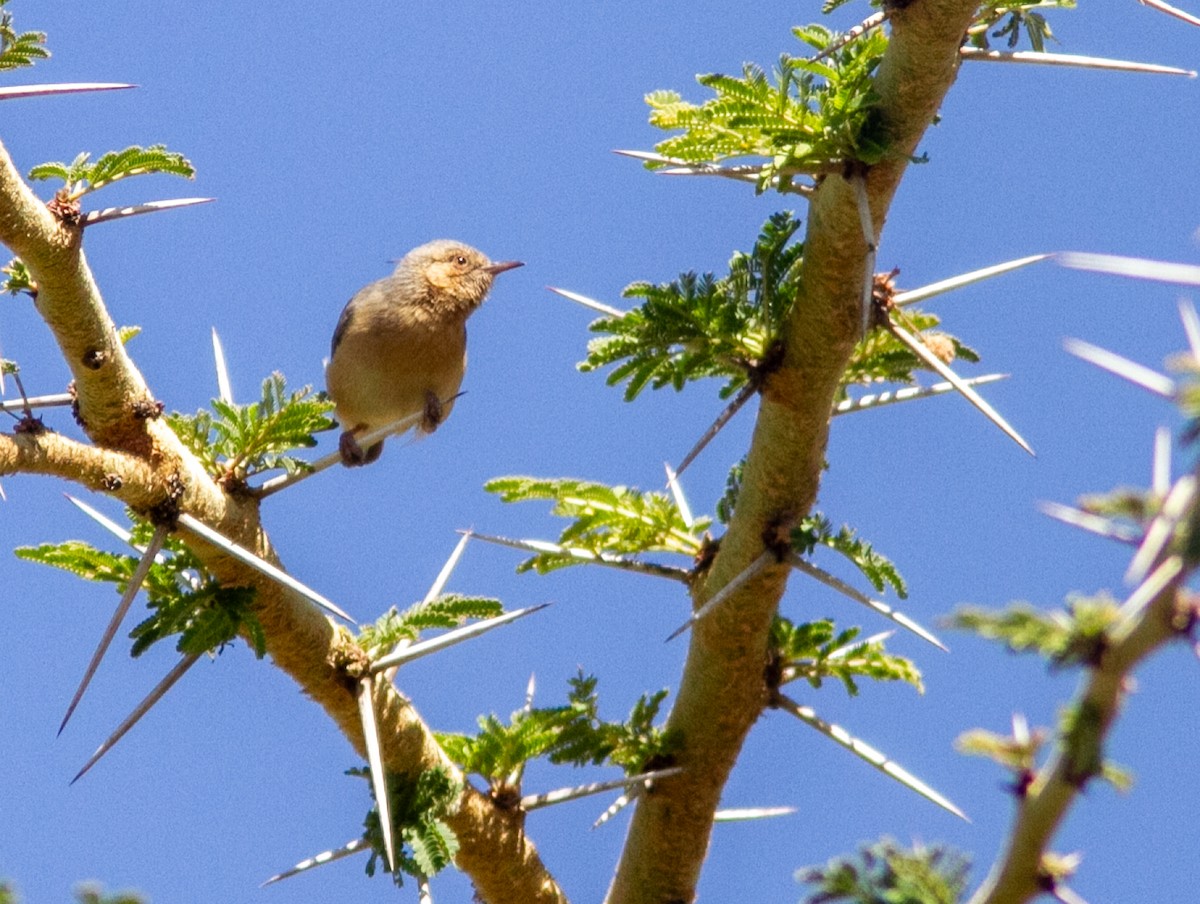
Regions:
[[797, 839, 971, 904], [646, 24, 890, 187], [28, 145, 194, 201], [966, 1, 1075, 53], [791, 512, 907, 598], [0, 0, 47, 71], [842, 309, 980, 395], [581, 212, 802, 401], [15, 525, 264, 657], [486, 475, 707, 572], [352, 766, 462, 884], [436, 673, 678, 795], [949, 593, 1121, 668], [167, 372, 334, 486], [1, 258, 33, 297], [357, 594, 503, 657], [770, 617, 922, 696]]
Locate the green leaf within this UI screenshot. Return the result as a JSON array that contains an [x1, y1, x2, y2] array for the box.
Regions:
[[790, 513, 907, 598], [28, 145, 194, 200], [485, 475, 707, 572], [949, 593, 1120, 667], [0, 1, 48, 71], [357, 594, 504, 656], [797, 839, 971, 904], [581, 211, 801, 401], [167, 372, 335, 485], [355, 765, 461, 883], [2, 258, 35, 297], [770, 617, 923, 696]]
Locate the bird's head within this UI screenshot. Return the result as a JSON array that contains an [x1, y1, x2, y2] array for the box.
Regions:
[[396, 239, 523, 312]]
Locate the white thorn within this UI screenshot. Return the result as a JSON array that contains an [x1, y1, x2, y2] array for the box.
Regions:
[[960, 48, 1195, 77], [357, 676, 396, 874], [1057, 251, 1200, 285], [1063, 337, 1176, 398], [371, 604, 550, 674], [211, 327, 234, 405], [893, 254, 1050, 307], [667, 551, 774, 641], [261, 838, 369, 886], [177, 512, 354, 622]]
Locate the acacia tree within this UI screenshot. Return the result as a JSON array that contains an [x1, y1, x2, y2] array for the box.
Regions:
[[2, 2, 1198, 903]]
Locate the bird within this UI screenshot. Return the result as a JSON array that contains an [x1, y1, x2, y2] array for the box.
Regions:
[[325, 239, 523, 466]]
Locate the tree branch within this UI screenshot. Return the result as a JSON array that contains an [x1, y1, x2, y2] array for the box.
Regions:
[[606, 4, 980, 901]]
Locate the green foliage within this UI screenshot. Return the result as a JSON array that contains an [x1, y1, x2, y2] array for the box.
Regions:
[[582, 212, 802, 401], [28, 145, 194, 201], [0, 1, 48, 71], [646, 24, 890, 188], [485, 476, 707, 571], [2, 258, 34, 297], [357, 594, 504, 656], [352, 766, 461, 884], [950, 593, 1120, 667], [437, 673, 678, 794], [791, 512, 907, 598], [15, 523, 265, 658], [549, 673, 680, 773], [716, 458, 745, 524], [956, 724, 1045, 776], [797, 839, 971, 904], [117, 325, 141, 345], [71, 883, 146, 904], [770, 617, 922, 695], [167, 372, 334, 485], [843, 311, 980, 393], [967, 1, 1075, 53]]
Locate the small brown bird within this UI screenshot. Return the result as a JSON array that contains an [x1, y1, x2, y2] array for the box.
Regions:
[[325, 239, 523, 466]]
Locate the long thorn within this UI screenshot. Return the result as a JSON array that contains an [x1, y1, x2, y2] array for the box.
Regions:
[[1126, 475, 1196, 584], [261, 838, 369, 886], [357, 676, 396, 874], [893, 254, 1050, 307], [1037, 501, 1141, 544], [674, 381, 757, 479], [211, 327, 234, 405], [59, 525, 169, 736], [81, 197, 215, 227], [887, 319, 1034, 454], [1138, 0, 1200, 27], [545, 286, 626, 318], [788, 554, 946, 651], [959, 48, 1196, 77], [1178, 298, 1200, 361], [1, 392, 73, 412], [593, 789, 638, 829], [71, 653, 200, 784], [664, 463, 694, 528], [467, 530, 690, 581], [371, 604, 551, 673], [177, 512, 354, 622], [0, 82, 136, 101], [833, 375, 1009, 415], [667, 551, 774, 641], [1062, 337, 1176, 398], [1153, 426, 1172, 499], [775, 694, 967, 820], [713, 806, 797, 822], [64, 494, 136, 547], [521, 767, 683, 811], [1057, 251, 1200, 285], [1117, 555, 1184, 625]]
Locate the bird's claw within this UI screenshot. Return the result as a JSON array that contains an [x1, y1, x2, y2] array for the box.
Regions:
[[420, 391, 444, 434]]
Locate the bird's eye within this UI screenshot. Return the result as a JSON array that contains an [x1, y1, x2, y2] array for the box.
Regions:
[[456, 255, 467, 265]]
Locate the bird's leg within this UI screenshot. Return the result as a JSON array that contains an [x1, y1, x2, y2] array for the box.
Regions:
[[420, 390, 444, 434]]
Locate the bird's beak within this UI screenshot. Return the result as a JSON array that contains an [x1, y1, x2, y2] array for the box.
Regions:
[[485, 260, 524, 276]]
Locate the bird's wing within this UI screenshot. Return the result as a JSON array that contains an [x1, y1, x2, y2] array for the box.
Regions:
[[330, 297, 356, 357]]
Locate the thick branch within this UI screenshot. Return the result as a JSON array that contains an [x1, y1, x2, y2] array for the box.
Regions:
[[606, 4, 981, 902], [967, 586, 1194, 904], [0, 138, 564, 901]]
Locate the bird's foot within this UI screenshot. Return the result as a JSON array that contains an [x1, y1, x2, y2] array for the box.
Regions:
[[420, 391, 444, 434], [339, 430, 370, 467]]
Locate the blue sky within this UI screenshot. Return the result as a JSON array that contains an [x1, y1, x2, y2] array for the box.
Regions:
[[2, 3, 1199, 902]]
